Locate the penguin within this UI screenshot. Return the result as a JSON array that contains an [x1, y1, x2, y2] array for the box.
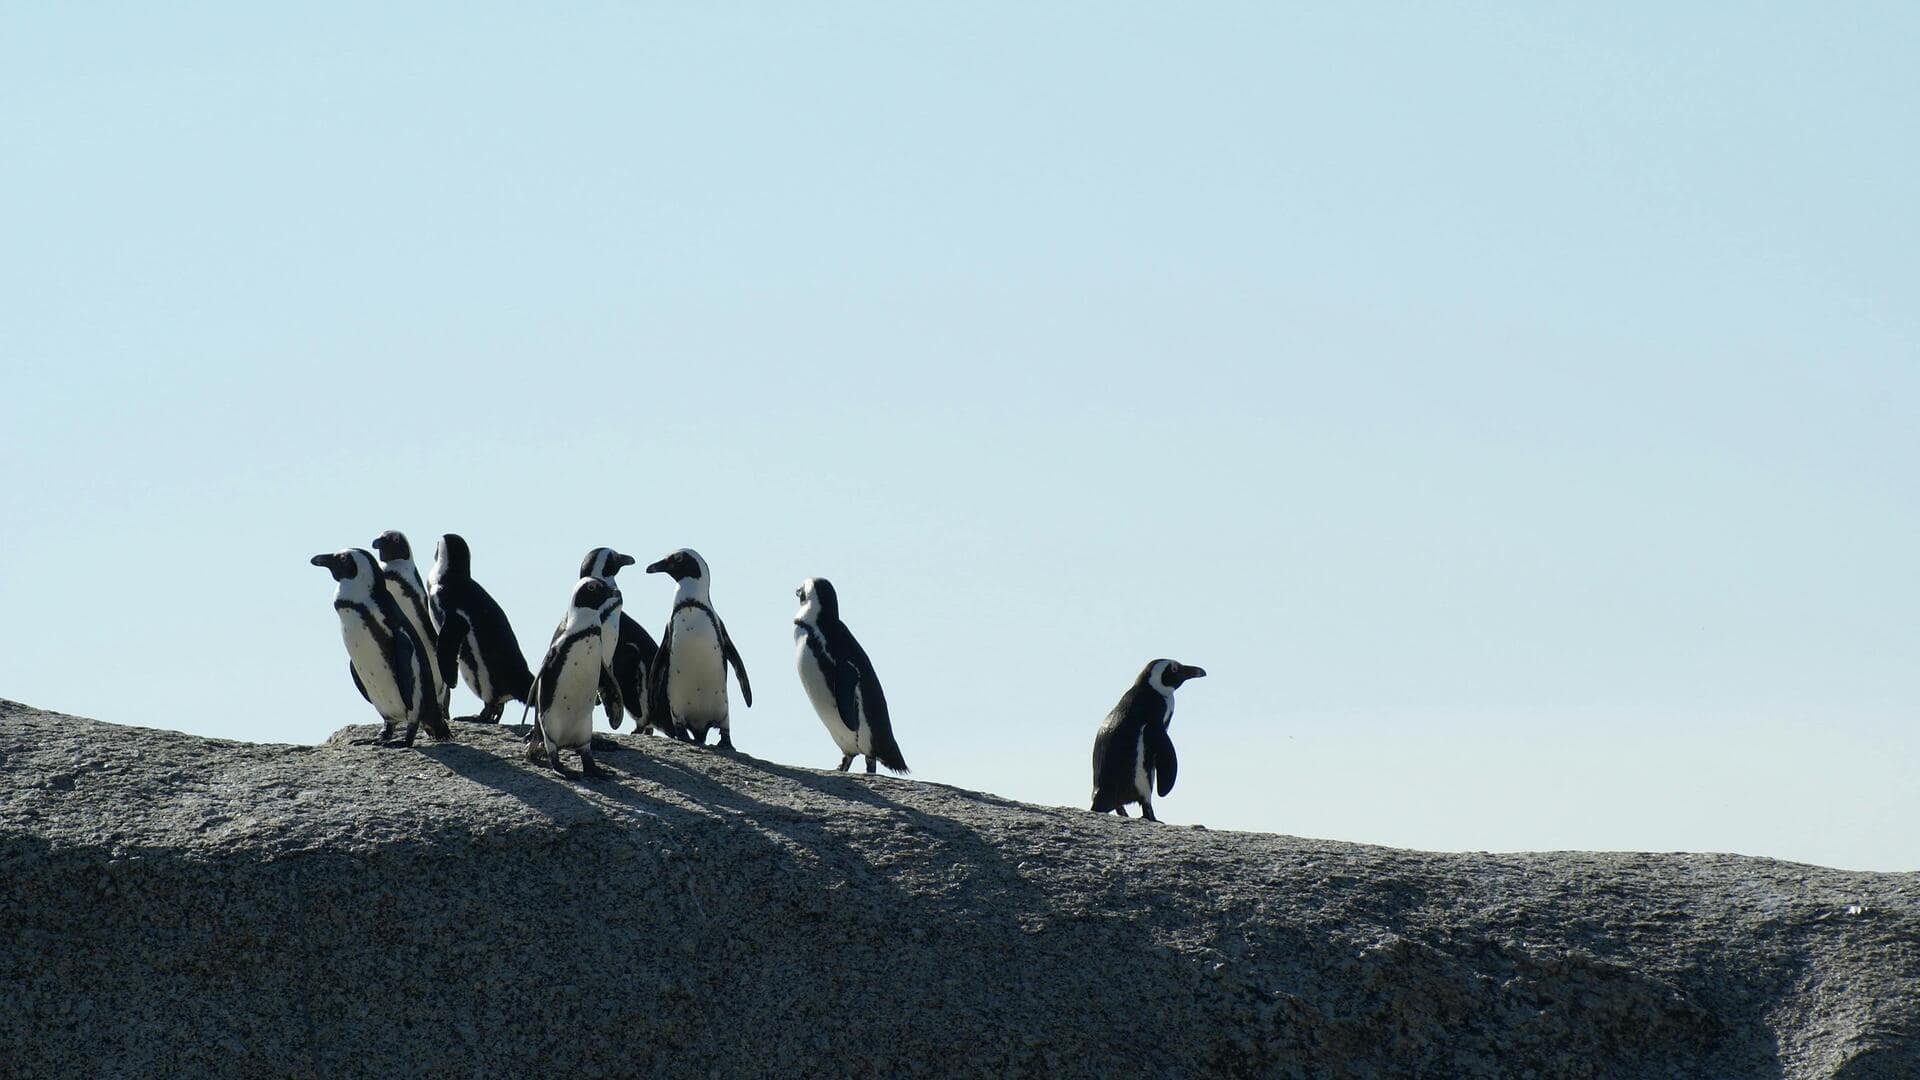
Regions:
[[370, 529, 450, 720], [579, 546, 669, 737], [1091, 659, 1206, 822], [527, 577, 623, 780], [426, 533, 533, 724], [311, 548, 451, 748], [792, 577, 907, 774], [644, 548, 751, 749], [522, 553, 625, 757]]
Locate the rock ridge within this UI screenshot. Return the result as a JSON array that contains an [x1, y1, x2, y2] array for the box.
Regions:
[[0, 699, 1914, 1077]]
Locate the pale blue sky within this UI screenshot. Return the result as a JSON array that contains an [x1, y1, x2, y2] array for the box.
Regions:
[[3, 5, 1915, 870]]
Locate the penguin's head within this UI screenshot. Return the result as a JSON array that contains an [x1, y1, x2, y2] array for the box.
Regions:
[[435, 533, 471, 581], [1146, 658, 1207, 693], [645, 548, 707, 582], [311, 548, 376, 584], [580, 547, 636, 581], [369, 530, 411, 563], [794, 577, 839, 623], [571, 577, 617, 612]]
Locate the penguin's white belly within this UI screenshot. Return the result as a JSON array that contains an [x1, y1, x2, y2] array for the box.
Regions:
[[795, 633, 863, 756], [340, 614, 408, 724], [668, 611, 727, 728], [543, 639, 602, 751]]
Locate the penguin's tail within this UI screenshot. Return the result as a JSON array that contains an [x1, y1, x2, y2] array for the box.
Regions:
[[872, 729, 910, 775]]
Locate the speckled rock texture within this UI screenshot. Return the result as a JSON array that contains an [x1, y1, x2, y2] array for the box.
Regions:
[[0, 699, 1913, 1078]]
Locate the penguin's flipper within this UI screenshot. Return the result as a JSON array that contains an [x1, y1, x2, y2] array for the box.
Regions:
[[387, 624, 420, 723], [646, 621, 674, 735], [1149, 727, 1178, 797], [718, 619, 753, 707], [829, 662, 862, 737], [599, 667, 624, 729], [349, 663, 372, 705], [435, 610, 469, 692]]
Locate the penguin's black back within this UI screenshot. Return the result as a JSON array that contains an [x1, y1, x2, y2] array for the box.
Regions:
[[823, 615, 906, 773], [1091, 682, 1169, 812], [611, 612, 657, 707], [441, 576, 533, 702]]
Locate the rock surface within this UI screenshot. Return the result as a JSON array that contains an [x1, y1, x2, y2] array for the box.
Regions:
[[0, 698, 1914, 1078]]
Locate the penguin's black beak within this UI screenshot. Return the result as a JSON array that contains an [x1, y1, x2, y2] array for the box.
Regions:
[[310, 552, 349, 580], [309, 553, 332, 568], [614, 552, 636, 571], [645, 557, 671, 575], [1185, 666, 1208, 680]]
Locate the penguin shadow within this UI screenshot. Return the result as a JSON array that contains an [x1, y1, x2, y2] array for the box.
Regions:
[[741, 755, 1035, 824], [417, 738, 674, 823]]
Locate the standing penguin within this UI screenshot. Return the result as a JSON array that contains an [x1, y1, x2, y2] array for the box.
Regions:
[[579, 546, 669, 737], [370, 530, 449, 719], [793, 577, 907, 774], [644, 548, 752, 749], [1091, 659, 1206, 822], [426, 533, 533, 724], [311, 548, 451, 748], [525, 557, 628, 757], [528, 578, 623, 779]]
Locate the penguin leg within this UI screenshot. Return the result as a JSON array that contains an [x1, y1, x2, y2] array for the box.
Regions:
[[715, 729, 735, 751], [547, 751, 575, 780], [476, 701, 505, 725], [1113, 806, 1130, 818], [400, 723, 419, 748], [864, 756, 877, 775], [837, 755, 854, 772], [1139, 802, 1158, 823], [579, 748, 610, 780]]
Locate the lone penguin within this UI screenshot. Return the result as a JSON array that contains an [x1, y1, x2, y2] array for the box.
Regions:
[[644, 548, 751, 749], [528, 577, 623, 779], [426, 533, 533, 724], [793, 577, 907, 774], [579, 546, 668, 737], [1091, 659, 1206, 821], [370, 530, 449, 719], [311, 548, 451, 747]]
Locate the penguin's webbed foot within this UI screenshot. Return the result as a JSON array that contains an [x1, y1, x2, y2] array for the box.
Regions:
[[864, 756, 877, 775], [548, 757, 575, 781], [579, 754, 611, 780], [1113, 806, 1130, 818], [715, 731, 734, 751], [836, 755, 853, 772]]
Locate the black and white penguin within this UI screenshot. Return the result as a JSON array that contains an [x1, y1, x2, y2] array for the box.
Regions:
[[426, 533, 533, 724], [793, 577, 907, 774], [644, 548, 752, 749], [579, 546, 668, 736], [370, 529, 449, 719], [528, 577, 623, 779], [311, 548, 451, 748], [1091, 659, 1207, 822]]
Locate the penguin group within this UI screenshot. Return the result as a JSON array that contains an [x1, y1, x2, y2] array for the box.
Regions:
[[313, 532, 1209, 822]]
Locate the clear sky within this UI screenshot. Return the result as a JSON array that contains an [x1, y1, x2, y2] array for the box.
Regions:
[[3, 4, 1915, 871]]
